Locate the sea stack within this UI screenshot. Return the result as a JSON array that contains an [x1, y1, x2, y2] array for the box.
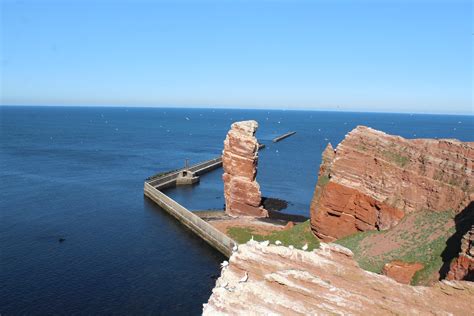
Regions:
[[310, 126, 474, 242], [222, 120, 268, 217]]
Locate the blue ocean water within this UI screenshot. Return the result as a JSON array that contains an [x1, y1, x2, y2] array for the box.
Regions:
[[1, 106, 473, 315]]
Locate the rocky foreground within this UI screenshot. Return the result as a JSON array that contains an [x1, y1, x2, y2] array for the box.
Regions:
[[203, 241, 474, 315], [311, 126, 474, 242]]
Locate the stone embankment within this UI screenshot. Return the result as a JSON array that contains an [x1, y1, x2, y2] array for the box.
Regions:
[[222, 121, 267, 217], [203, 241, 474, 315], [310, 126, 474, 242]]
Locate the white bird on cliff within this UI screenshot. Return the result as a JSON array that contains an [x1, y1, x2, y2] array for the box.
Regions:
[[220, 281, 228, 289], [289, 245, 294, 250], [220, 260, 229, 269], [260, 240, 270, 247], [250, 235, 254, 242], [302, 243, 308, 251], [239, 272, 248, 283], [232, 243, 238, 252], [275, 240, 282, 245]]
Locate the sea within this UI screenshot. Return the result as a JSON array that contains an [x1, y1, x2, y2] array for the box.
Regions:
[[1, 106, 473, 315]]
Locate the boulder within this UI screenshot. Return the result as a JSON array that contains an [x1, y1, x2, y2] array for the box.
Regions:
[[382, 261, 424, 284]]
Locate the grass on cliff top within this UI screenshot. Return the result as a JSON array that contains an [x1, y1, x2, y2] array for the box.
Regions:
[[227, 220, 320, 251], [335, 210, 455, 285]]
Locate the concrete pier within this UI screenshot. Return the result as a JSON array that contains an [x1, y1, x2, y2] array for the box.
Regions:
[[144, 144, 268, 257], [144, 156, 235, 257], [273, 131, 296, 143]]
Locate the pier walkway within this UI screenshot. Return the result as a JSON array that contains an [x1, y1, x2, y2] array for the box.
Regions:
[[144, 156, 234, 257]]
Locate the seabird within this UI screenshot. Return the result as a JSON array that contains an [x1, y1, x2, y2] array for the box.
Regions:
[[289, 245, 294, 250], [220, 261, 229, 269], [302, 243, 308, 251], [275, 240, 282, 245], [239, 272, 249, 283], [232, 243, 238, 252]]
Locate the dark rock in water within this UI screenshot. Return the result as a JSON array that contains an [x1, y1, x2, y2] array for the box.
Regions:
[[58, 238, 66, 243], [261, 197, 288, 212]]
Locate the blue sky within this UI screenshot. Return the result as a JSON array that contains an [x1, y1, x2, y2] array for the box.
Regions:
[[1, 0, 472, 114]]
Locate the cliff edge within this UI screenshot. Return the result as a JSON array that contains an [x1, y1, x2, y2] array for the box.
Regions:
[[203, 241, 474, 315], [310, 126, 474, 242]]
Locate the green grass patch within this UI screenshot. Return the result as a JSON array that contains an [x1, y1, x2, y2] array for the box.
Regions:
[[318, 175, 330, 187], [227, 220, 320, 251], [382, 150, 409, 168], [335, 210, 455, 285]]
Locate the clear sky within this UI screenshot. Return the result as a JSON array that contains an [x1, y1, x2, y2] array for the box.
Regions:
[[1, 0, 472, 114]]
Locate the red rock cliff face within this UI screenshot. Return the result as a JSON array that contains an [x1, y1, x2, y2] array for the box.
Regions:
[[447, 227, 474, 281], [222, 121, 268, 218], [311, 126, 474, 242]]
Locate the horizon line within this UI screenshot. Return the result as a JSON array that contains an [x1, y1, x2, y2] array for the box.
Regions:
[[1, 103, 473, 117]]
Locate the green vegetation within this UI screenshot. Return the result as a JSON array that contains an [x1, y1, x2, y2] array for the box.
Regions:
[[318, 175, 330, 187], [382, 150, 409, 167], [227, 220, 320, 251], [335, 210, 455, 285]]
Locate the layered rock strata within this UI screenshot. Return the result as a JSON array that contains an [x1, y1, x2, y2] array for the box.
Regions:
[[447, 227, 474, 281], [310, 126, 474, 241], [203, 241, 474, 315], [222, 121, 267, 217]]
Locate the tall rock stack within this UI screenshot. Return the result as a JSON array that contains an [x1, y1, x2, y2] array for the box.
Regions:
[[222, 121, 268, 218], [310, 126, 474, 242]]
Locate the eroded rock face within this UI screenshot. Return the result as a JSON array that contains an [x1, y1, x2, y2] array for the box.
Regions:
[[310, 126, 474, 241], [447, 227, 474, 281], [382, 261, 424, 284], [203, 241, 474, 315], [223, 121, 267, 217]]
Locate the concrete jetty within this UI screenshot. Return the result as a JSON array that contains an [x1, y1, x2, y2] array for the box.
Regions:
[[273, 131, 296, 143], [144, 143, 267, 257], [144, 157, 235, 257]]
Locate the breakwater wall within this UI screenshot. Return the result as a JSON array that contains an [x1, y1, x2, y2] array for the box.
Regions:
[[143, 142, 269, 257], [273, 131, 296, 143], [144, 156, 234, 257]]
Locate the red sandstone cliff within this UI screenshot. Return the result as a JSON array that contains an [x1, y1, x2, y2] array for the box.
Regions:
[[447, 227, 474, 281], [222, 121, 267, 217], [310, 126, 474, 242], [203, 241, 474, 315]]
